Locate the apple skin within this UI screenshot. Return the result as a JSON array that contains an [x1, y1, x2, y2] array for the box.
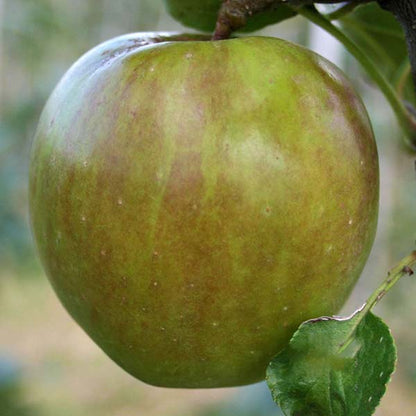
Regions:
[[29, 33, 379, 388], [163, 0, 296, 33]]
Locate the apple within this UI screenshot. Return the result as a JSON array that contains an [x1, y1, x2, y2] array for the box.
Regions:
[[29, 32, 379, 388], [164, 0, 296, 32]]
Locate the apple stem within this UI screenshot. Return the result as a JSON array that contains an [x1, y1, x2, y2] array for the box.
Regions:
[[213, 0, 262, 40]]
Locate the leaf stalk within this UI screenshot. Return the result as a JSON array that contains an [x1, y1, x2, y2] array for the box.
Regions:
[[338, 250, 416, 353]]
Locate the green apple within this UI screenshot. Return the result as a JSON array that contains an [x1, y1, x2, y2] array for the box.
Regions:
[[29, 32, 379, 388], [164, 0, 296, 32]]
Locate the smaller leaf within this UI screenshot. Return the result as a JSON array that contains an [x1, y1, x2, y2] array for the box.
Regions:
[[338, 3, 414, 103], [266, 311, 396, 416]]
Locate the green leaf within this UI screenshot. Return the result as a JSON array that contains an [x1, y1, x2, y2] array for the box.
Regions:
[[266, 311, 396, 416], [338, 3, 414, 102]]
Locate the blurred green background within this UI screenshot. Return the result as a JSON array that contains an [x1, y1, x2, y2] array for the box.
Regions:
[[1, 1, 416, 415]]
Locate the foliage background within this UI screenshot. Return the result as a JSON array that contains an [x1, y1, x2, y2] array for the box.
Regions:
[[0, 0, 415, 415]]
